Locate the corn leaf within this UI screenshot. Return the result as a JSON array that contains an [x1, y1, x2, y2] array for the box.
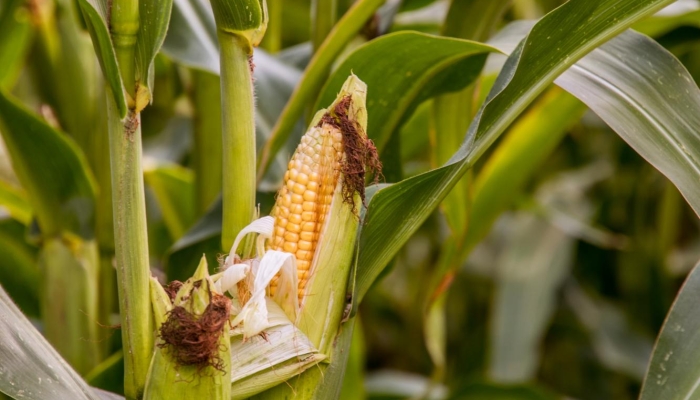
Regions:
[[0, 91, 97, 238], [76, 0, 127, 117], [353, 0, 675, 303], [639, 257, 700, 398], [490, 20, 700, 221], [134, 0, 174, 101], [314, 32, 498, 155], [0, 284, 120, 399]]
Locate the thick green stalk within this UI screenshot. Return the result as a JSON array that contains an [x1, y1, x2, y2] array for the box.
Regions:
[[311, 0, 337, 51], [191, 70, 223, 215], [219, 33, 256, 251], [257, 0, 385, 179], [106, 91, 153, 400]]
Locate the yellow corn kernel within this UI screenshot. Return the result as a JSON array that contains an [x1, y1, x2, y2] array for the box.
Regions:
[[268, 123, 343, 301]]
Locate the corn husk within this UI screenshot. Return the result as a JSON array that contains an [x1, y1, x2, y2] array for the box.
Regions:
[[229, 299, 325, 399], [253, 74, 371, 398], [143, 257, 230, 400]]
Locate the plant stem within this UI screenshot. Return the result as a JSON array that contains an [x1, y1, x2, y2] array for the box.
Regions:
[[106, 91, 153, 400], [311, 0, 337, 51], [219, 33, 256, 252], [191, 70, 223, 215]]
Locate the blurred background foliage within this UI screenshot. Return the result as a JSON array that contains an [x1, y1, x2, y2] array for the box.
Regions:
[[1, 0, 700, 399]]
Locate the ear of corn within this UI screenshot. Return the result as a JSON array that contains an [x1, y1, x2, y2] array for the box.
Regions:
[[254, 74, 376, 399], [144, 257, 231, 400], [268, 122, 343, 300], [269, 74, 375, 347]]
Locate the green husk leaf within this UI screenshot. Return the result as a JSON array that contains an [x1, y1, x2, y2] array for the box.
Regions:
[[144, 256, 231, 400], [229, 300, 324, 399]]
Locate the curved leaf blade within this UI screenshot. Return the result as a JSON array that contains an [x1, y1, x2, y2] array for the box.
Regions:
[[135, 0, 174, 99], [0, 91, 97, 238], [553, 30, 700, 220], [640, 260, 700, 399], [314, 32, 498, 154], [354, 0, 674, 302], [0, 285, 101, 399], [492, 21, 700, 223]]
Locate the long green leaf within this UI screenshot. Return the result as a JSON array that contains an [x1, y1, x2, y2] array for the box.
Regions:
[[489, 20, 700, 221], [77, 0, 127, 117], [0, 91, 97, 238], [314, 32, 498, 155], [433, 0, 511, 240], [0, 284, 105, 399], [640, 259, 700, 399], [353, 0, 674, 303], [135, 0, 174, 100], [553, 31, 700, 220]]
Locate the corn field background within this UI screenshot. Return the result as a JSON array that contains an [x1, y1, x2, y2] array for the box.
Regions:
[[3, 0, 700, 399]]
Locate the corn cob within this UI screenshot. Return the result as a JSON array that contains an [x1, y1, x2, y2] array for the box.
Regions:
[[268, 76, 380, 304], [268, 123, 344, 300]]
